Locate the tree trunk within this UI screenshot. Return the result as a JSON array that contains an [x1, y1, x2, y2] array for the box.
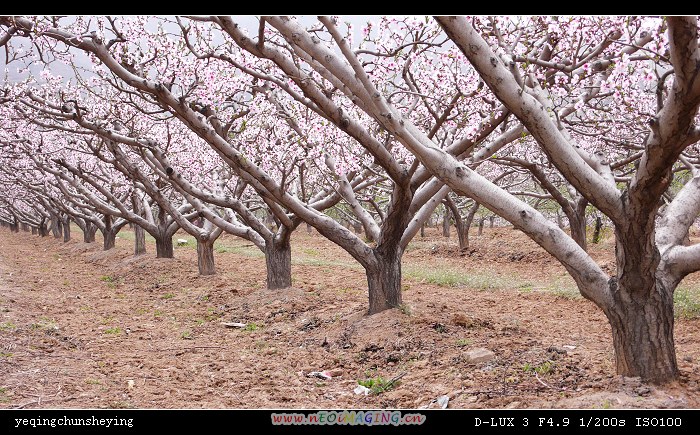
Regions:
[[31, 227, 37, 235], [62, 218, 71, 242], [603, 281, 678, 383], [365, 250, 403, 315], [592, 216, 603, 244], [196, 238, 216, 275], [442, 206, 451, 238], [478, 218, 485, 236], [51, 218, 62, 238], [489, 216, 495, 228], [83, 222, 97, 243], [420, 223, 425, 238], [103, 230, 117, 250], [306, 222, 313, 234], [569, 213, 587, 251], [21, 223, 30, 232], [264, 238, 292, 289], [134, 224, 146, 256], [155, 235, 174, 258]]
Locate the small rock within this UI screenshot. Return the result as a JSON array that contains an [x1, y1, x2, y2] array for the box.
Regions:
[[635, 386, 652, 396], [506, 401, 521, 409], [467, 395, 478, 403], [437, 395, 449, 409], [465, 347, 495, 364], [354, 385, 370, 395], [327, 368, 344, 377], [682, 355, 693, 363], [547, 346, 568, 355], [307, 371, 332, 380], [621, 376, 642, 388]]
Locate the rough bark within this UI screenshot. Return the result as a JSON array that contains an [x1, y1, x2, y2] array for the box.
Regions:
[[592, 216, 603, 244], [134, 224, 146, 256], [51, 217, 62, 238], [103, 230, 117, 250], [442, 207, 451, 238], [62, 218, 70, 242], [264, 238, 292, 289], [603, 279, 678, 382], [83, 222, 97, 243], [155, 235, 174, 258], [366, 249, 403, 315], [196, 238, 216, 275]]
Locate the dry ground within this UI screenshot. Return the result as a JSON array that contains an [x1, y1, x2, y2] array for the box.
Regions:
[[0, 225, 699, 409]]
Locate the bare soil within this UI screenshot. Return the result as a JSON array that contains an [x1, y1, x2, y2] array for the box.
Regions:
[[0, 226, 698, 409]]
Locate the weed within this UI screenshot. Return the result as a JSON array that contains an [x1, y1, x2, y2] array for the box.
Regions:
[[456, 338, 472, 347], [244, 322, 261, 331], [357, 375, 401, 394], [674, 286, 700, 319], [0, 321, 16, 331], [181, 330, 193, 340], [523, 361, 554, 375], [301, 247, 319, 256], [104, 327, 122, 335], [162, 293, 175, 300], [0, 352, 12, 358], [398, 303, 412, 316], [85, 379, 101, 385]]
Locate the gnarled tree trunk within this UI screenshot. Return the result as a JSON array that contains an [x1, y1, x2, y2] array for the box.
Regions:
[[83, 222, 97, 243], [265, 237, 292, 289], [603, 281, 678, 382], [365, 248, 403, 315], [155, 234, 174, 258], [134, 224, 146, 256], [196, 238, 216, 275], [62, 217, 70, 242]]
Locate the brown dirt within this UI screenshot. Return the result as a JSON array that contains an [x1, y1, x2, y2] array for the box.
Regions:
[[0, 226, 698, 409]]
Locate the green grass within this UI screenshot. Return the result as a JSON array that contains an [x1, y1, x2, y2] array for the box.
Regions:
[[357, 375, 401, 395], [404, 266, 511, 289], [244, 322, 261, 332], [104, 327, 122, 335], [675, 286, 700, 319], [0, 321, 16, 331]]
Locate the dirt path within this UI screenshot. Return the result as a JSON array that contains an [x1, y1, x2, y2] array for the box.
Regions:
[[0, 228, 698, 409]]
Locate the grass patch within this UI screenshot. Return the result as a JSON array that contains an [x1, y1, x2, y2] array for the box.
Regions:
[[523, 361, 554, 375], [357, 375, 401, 395], [456, 338, 472, 347], [104, 327, 122, 335], [244, 322, 261, 332], [0, 321, 16, 331], [161, 292, 175, 300], [675, 286, 700, 319], [404, 266, 510, 289]]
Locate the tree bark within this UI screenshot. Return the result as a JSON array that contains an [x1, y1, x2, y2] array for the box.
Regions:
[[603, 279, 678, 383], [196, 238, 216, 275], [420, 223, 425, 238], [83, 222, 97, 243], [103, 230, 117, 250], [442, 206, 451, 238], [592, 216, 603, 244], [134, 224, 146, 256], [155, 235, 174, 258], [264, 238, 292, 289], [51, 217, 62, 238], [62, 218, 71, 242], [366, 249, 403, 315]]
